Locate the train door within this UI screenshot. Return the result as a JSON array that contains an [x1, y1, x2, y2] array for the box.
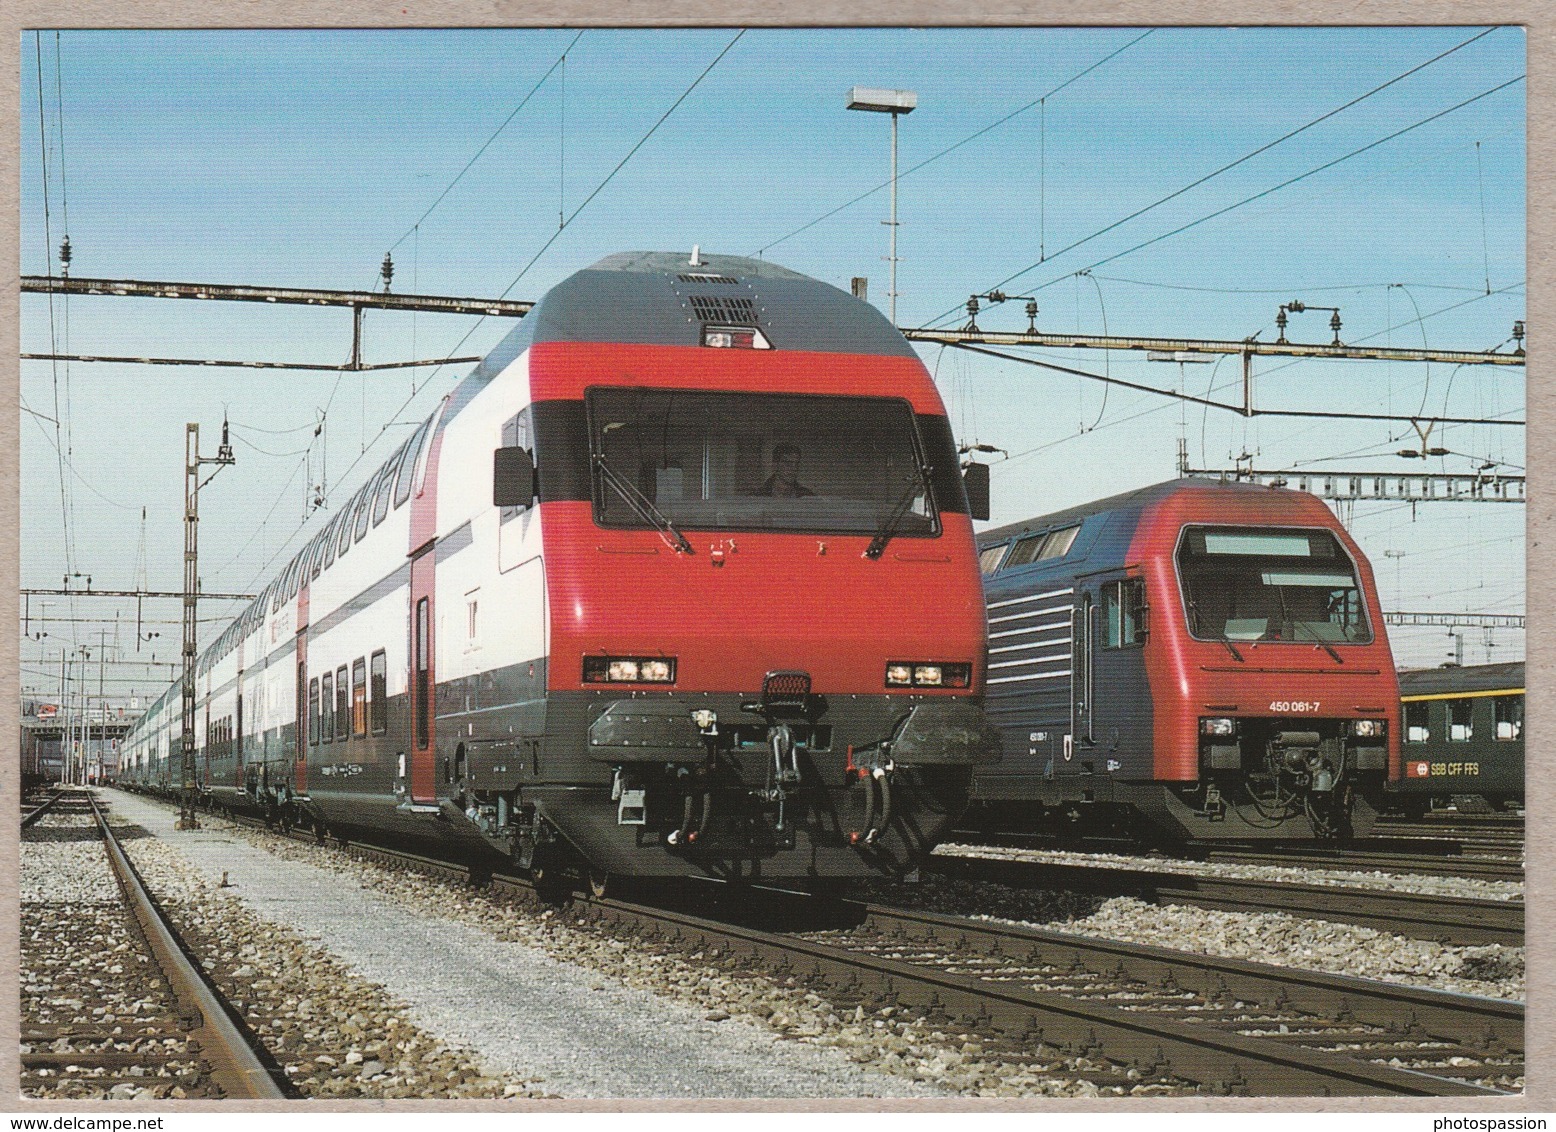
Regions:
[[235, 679, 245, 788], [294, 633, 307, 796], [1092, 571, 1151, 776], [1070, 592, 1094, 758], [409, 547, 436, 803]]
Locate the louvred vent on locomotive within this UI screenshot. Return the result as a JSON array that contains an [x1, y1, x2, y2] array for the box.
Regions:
[[692, 293, 771, 350]]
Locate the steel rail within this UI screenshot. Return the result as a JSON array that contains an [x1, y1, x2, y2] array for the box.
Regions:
[[926, 855, 1523, 946], [22, 791, 63, 829], [854, 903, 1523, 1058], [571, 894, 1505, 1096], [1196, 845, 1523, 883], [90, 798, 290, 1099]]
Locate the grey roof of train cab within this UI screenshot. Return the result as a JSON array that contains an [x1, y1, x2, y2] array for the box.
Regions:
[[471, 250, 917, 380], [976, 477, 1294, 546]]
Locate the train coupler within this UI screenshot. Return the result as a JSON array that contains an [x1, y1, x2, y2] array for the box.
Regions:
[[1202, 784, 1225, 820]]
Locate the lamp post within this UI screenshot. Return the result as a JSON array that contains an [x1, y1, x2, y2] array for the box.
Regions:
[[847, 87, 916, 325]]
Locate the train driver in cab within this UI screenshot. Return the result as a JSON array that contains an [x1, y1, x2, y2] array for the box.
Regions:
[[756, 442, 815, 498]]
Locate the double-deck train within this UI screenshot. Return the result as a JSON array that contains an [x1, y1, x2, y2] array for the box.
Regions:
[[1390, 661, 1524, 815], [120, 250, 1000, 888], [966, 478, 1401, 840]]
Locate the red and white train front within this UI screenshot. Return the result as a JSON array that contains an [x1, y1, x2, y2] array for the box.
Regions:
[[423, 252, 1000, 881]]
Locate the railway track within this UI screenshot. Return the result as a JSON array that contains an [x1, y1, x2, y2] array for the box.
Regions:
[[231, 809, 1522, 1097], [926, 853, 1523, 946], [956, 828, 1523, 875], [21, 791, 290, 1100], [1193, 844, 1522, 882], [112, 793, 1524, 1097], [566, 890, 1520, 1097]]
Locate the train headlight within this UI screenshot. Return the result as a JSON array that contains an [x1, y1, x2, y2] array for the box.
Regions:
[[701, 325, 772, 350], [583, 656, 678, 684], [1351, 719, 1386, 738], [886, 661, 971, 689], [1200, 717, 1238, 737]]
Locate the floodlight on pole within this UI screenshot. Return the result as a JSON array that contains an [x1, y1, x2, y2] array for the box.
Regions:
[[847, 87, 916, 325]]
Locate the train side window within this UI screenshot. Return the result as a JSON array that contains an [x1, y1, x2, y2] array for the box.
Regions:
[[351, 658, 367, 737], [339, 491, 363, 558], [323, 514, 341, 570], [1404, 701, 1430, 743], [1447, 698, 1474, 742], [500, 409, 534, 523], [978, 544, 1008, 576], [335, 665, 349, 741], [413, 406, 446, 499], [308, 677, 320, 745], [373, 445, 403, 526], [1102, 578, 1148, 648], [320, 671, 334, 743], [396, 420, 431, 507], [1004, 534, 1046, 569], [369, 650, 387, 735], [1494, 695, 1522, 741], [354, 476, 377, 543], [1037, 524, 1080, 560]]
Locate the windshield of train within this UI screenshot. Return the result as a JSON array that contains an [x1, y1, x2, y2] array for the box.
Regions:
[[1176, 526, 1373, 644], [586, 388, 937, 537]]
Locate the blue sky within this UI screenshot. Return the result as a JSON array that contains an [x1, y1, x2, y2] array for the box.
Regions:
[[19, 26, 1527, 700]]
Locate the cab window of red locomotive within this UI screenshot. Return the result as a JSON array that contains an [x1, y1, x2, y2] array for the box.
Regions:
[[978, 544, 1009, 575], [370, 650, 387, 735], [351, 658, 367, 737], [1494, 695, 1522, 740], [1447, 698, 1474, 742], [1404, 701, 1430, 743], [320, 672, 334, 743], [587, 388, 939, 537], [334, 665, 349, 741], [1176, 526, 1372, 645]]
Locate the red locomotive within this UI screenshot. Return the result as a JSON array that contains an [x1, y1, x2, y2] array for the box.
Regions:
[[121, 251, 1000, 889], [970, 478, 1399, 840]]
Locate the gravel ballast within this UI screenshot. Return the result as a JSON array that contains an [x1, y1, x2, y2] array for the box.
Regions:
[[99, 790, 950, 1100], [88, 789, 1524, 1099]]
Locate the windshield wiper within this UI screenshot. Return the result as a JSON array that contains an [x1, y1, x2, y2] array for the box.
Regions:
[[1187, 597, 1243, 661], [594, 453, 694, 555], [864, 472, 929, 560], [1289, 619, 1344, 664]]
